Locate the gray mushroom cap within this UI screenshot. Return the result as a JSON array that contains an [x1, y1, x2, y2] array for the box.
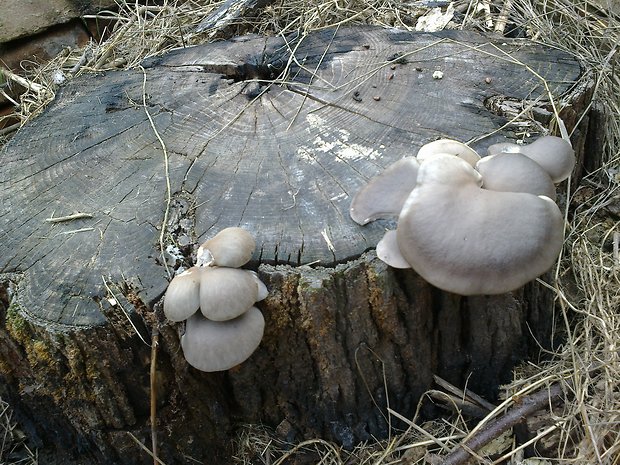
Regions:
[[163, 266, 204, 322], [397, 154, 564, 295], [487, 136, 575, 183], [181, 307, 265, 372], [197, 227, 256, 268], [476, 152, 557, 201], [199, 267, 259, 321], [248, 271, 269, 301], [349, 157, 419, 225], [376, 230, 411, 269], [416, 139, 481, 166]]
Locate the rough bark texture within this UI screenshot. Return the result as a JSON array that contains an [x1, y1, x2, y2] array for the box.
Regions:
[[0, 26, 591, 463], [0, 255, 558, 463]]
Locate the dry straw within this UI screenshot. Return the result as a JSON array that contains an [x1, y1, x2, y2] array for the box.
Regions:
[[1, 0, 619, 463], [0, 397, 36, 464]]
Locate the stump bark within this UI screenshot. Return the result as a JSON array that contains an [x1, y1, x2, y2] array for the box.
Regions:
[[0, 26, 590, 463]]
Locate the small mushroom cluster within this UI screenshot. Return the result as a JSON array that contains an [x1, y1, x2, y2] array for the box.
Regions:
[[163, 227, 268, 372], [350, 136, 575, 295]]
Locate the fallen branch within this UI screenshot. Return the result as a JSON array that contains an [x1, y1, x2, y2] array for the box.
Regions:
[[432, 375, 495, 419], [439, 383, 564, 465], [150, 327, 160, 465]]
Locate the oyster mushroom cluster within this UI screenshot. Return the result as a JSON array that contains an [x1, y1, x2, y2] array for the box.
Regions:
[[163, 227, 268, 372], [350, 136, 575, 295]]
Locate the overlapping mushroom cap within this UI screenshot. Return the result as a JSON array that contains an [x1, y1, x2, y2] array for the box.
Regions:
[[487, 135, 575, 183], [163, 266, 204, 322], [376, 230, 410, 269], [349, 139, 479, 226], [198, 267, 260, 321], [162, 227, 268, 372], [350, 136, 572, 295], [416, 139, 481, 166], [196, 227, 256, 268], [396, 154, 564, 295], [349, 157, 420, 225], [181, 308, 265, 373], [476, 152, 557, 200]]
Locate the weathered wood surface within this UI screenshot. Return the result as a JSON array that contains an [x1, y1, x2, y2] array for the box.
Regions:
[[194, 0, 277, 36], [0, 26, 589, 463], [0, 27, 582, 329]]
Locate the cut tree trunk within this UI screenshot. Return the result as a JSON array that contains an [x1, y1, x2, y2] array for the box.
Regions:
[[0, 26, 591, 464]]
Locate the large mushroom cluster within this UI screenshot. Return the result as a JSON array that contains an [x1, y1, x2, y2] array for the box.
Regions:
[[350, 136, 575, 295], [163, 227, 268, 372]]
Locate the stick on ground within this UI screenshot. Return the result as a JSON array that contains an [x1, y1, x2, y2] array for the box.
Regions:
[[439, 383, 564, 465]]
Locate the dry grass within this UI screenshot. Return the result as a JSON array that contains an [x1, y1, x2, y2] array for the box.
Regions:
[[0, 398, 37, 465], [1, 0, 619, 463]]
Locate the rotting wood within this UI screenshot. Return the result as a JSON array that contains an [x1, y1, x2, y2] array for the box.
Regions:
[[0, 27, 586, 328], [0, 26, 591, 463], [194, 0, 277, 37]]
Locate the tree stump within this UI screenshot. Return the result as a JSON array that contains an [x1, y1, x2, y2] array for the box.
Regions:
[[0, 27, 589, 463]]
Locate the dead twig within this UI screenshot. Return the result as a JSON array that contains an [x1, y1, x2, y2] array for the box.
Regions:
[[139, 66, 172, 280], [150, 327, 160, 465], [433, 375, 496, 414], [128, 432, 167, 465], [439, 383, 564, 465], [44, 212, 93, 223], [101, 276, 151, 346]]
